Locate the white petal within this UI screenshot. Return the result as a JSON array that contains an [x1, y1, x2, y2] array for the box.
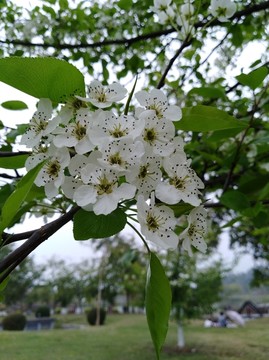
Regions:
[[163, 105, 182, 121], [135, 90, 148, 106], [115, 183, 136, 200], [44, 182, 58, 199], [74, 185, 97, 206], [93, 194, 118, 215], [191, 234, 207, 253], [182, 237, 193, 257], [155, 183, 180, 204]]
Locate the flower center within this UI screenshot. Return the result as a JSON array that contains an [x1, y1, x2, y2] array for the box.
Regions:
[[138, 165, 149, 179], [144, 128, 157, 144], [188, 224, 195, 237], [73, 123, 87, 140], [72, 98, 84, 110], [97, 92, 106, 103], [217, 7, 227, 16], [109, 124, 128, 138], [170, 175, 188, 190], [109, 152, 124, 166], [146, 212, 160, 231], [148, 103, 163, 118], [32, 118, 47, 134], [46, 160, 61, 178], [96, 175, 114, 195]]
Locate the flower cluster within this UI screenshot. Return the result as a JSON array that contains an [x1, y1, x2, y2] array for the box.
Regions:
[[152, 0, 236, 35], [21, 80, 207, 255]]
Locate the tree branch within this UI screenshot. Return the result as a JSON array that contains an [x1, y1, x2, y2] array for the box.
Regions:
[[0, 151, 30, 157], [0, 206, 80, 283], [0, 1, 268, 51], [157, 36, 192, 89]]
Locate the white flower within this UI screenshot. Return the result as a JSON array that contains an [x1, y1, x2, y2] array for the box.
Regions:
[[163, 136, 187, 169], [21, 98, 59, 148], [74, 164, 136, 215], [137, 194, 178, 249], [151, 0, 176, 24], [135, 89, 182, 121], [176, 18, 195, 39], [53, 108, 94, 154], [139, 111, 175, 156], [61, 176, 84, 200], [180, 206, 207, 256], [98, 139, 145, 174], [61, 152, 101, 199], [88, 110, 144, 147], [27, 145, 70, 198], [155, 155, 204, 206], [76, 80, 127, 108], [125, 147, 162, 199], [68, 154, 90, 177], [180, 3, 195, 19], [210, 0, 236, 22]]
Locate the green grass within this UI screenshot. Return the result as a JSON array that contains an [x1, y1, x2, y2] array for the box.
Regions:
[[0, 314, 269, 360]]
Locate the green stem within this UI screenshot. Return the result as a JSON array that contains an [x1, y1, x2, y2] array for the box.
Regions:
[[127, 221, 151, 254]]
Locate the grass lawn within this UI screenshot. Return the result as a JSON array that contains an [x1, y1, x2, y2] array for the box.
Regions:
[[0, 314, 269, 360]]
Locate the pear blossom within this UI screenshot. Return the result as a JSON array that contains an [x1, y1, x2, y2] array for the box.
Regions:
[[98, 139, 145, 173], [88, 110, 145, 147], [125, 148, 162, 198], [155, 155, 204, 206], [163, 136, 187, 169], [135, 89, 182, 121], [76, 80, 127, 108], [139, 111, 175, 156], [180, 206, 207, 256], [22, 79, 207, 256], [176, 18, 195, 39], [27, 145, 70, 198], [74, 164, 136, 215], [61, 176, 84, 200], [54, 97, 87, 126], [210, 0, 236, 22], [137, 194, 178, 249], [151, 0, 176, 24], [180, 3, 195, 20], [53, 108, 94, 154], [21, 98, 59, 148]]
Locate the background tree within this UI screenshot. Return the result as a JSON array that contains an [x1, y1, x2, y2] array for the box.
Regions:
[[164, 250, 223, 348]]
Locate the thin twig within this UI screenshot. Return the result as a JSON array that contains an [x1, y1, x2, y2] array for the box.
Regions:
[[157, 36, 192, 89]]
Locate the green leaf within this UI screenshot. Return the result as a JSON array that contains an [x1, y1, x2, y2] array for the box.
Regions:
[[0, 276, 9, 291], [220, 190, 250, 211], [0, 153, 28, 169], [145, 252, 171, 360], [207, 128, 244, 142], [169, 203, 193, 217], [117, 0, 132, 10], [0, 161, 45, 233], [175, 106, 247, 132], [236, 66, 268, 90], [188, 87, 226, 100], [0, 57, 85, 103], [258, 182, 269, 201], [1, 100, 28, 110], [73, 208, 127, 240]]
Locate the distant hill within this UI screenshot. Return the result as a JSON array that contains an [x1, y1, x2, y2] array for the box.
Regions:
[[220, 269, 269, 309]]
